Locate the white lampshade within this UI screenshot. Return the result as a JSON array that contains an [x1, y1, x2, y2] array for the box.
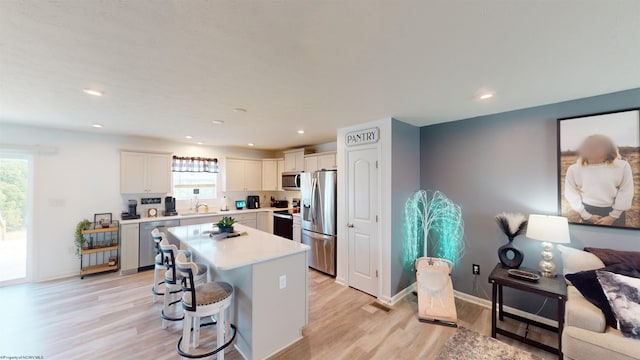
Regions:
[[526, 214, 570, 244]]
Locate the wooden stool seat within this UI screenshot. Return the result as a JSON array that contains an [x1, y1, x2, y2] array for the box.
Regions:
[[182, 282, 233, 307]]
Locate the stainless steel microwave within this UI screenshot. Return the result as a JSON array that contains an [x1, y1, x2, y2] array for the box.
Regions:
[[282, 171, 302, 191]]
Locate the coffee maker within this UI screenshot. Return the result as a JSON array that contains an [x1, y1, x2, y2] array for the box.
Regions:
[[164, 196, 178, 216], [121, 199, 141, 220]]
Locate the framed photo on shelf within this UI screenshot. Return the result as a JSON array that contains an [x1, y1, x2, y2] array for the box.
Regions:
[[94, 213, 113, 227], [557, 108, 640, 230]]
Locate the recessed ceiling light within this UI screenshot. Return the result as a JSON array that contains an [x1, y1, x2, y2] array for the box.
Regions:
[[197, 142, 204, 145], [297, 130, 305, 134], [479, 93, 494, 100], [233, 108, 247, 113], [92, 123, 103, 128], [185, 135, 193, 139], [248, 143, 255, 147], [83, 88, 103, 97], [212, 120, 225, 125]]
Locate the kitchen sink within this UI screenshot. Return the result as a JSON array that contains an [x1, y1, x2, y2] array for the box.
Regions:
[[179, 211, 219, 216]]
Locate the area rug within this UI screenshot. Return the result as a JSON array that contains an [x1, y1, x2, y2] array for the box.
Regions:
[[435, 327, 541, 360]]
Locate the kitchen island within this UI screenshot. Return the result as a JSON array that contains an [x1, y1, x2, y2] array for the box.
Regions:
[[168, 223, 309, 360]]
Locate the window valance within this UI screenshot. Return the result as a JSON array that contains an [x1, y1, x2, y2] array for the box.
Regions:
[[172, 156, 219, 173]]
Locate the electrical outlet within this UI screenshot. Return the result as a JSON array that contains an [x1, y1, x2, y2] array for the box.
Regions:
[[279, 275, 286, 289], [472, 264, 480, 275]]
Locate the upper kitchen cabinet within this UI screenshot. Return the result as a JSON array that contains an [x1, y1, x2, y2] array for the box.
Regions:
[[283, 148, 305, 172], [120, 151, 172, 194], [277, 159, 285, 190], [225, 158, 263, 192], [262, 159, 279, 191], [304, 152, 337, 173], [304, 156, 318, 173], [318, 152, 337, 169]]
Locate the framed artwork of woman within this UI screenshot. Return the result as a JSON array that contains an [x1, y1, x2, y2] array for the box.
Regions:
[[558, 108, 640, 230]]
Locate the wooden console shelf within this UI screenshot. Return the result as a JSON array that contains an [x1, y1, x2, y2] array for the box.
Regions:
[[81, 263, 118, 276], [81, 245, 119, 255], [80, 221, 120, 279]]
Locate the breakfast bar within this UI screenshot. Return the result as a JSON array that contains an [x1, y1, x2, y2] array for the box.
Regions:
[[168, 223, 309, 360]]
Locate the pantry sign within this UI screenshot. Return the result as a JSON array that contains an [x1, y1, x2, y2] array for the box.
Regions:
[[346, 127, 379, 147]]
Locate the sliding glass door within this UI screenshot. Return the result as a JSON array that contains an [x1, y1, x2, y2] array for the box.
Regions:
[[0, 154, 32, 285]]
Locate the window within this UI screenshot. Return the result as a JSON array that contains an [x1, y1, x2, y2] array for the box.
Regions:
[[172, 172, 218, 200]]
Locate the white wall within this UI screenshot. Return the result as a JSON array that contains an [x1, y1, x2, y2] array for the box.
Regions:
[[0, 123, 274, 281]]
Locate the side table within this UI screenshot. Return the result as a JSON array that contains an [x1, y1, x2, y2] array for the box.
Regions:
[[488, 264, 567, 359]]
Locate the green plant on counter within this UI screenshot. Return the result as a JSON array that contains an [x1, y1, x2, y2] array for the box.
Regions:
[[74, 219, 91, 257], [216, 216, 236, 228]]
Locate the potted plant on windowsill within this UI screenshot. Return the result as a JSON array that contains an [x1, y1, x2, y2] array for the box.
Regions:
[[216, 216, 236, 234], [74, 219, 91, 257]]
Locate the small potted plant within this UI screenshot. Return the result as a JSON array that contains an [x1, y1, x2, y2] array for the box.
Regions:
[[216, 216, 236, 234], [74, 219, 91, 257]]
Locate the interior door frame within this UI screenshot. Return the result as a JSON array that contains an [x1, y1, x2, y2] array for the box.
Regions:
[[343, 143, 382, 299], [0, 151, 35, 285]]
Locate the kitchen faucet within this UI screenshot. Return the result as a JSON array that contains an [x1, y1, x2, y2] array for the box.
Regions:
[[195, 200, 207, 213]]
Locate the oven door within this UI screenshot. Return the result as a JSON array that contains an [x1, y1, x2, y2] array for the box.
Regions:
[[273, 213, 293, 240]]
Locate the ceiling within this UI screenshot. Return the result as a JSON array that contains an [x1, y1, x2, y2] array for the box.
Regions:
[[1, 1, 639, 150]]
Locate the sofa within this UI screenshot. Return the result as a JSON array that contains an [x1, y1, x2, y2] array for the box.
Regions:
[[559, 245, 640, 360], [563, 285, 640, 360]]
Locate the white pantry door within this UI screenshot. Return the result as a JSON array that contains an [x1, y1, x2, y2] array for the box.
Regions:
[[347, 147, 379, 296]]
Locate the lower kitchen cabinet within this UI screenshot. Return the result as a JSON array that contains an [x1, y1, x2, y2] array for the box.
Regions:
[[120, 223, 139, 275], [293, 215, 301, 243], [233, 212, 258, 229], [180, 216, 222, 226], [257, 212, 272, 233]]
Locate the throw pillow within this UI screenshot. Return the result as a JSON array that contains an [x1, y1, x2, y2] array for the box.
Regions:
[[597, 271, 640, 339], [558, 245, 605, 276], [586, 247, 640, 271], [565, 263, 640, 328]]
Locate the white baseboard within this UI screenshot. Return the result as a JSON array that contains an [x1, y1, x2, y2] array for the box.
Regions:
[[379, 282, 417, 306], [453, 290, 558, 327]]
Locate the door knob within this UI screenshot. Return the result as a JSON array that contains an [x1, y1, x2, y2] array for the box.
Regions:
[[347, 224, 354, 228]]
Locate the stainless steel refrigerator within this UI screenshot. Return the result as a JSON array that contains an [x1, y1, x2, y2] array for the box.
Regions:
[[301, 169, 337, 276]]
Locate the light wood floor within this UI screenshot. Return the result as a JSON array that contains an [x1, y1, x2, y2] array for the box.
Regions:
[[0, 269, 556, 359]]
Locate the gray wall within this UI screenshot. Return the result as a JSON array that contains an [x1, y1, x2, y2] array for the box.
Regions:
[[391, 119, 422, 295], [420, 88, 640, 319]]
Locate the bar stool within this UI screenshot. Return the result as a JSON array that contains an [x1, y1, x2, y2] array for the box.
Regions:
[[151, 229, 166, 303], [159, 239, 207, 329], [151, 229, 192, 303], [175, 253, 236, 360]]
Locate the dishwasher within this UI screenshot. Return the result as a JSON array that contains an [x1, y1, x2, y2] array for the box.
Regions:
[[139, 220, 180, 271]]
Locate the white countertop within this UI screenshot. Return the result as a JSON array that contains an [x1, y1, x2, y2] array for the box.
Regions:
[[120, 207, 289, 225], [168, 223, 309, 270]]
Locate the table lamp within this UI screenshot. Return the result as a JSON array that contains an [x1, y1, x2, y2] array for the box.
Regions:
[[525, 214, 570, 277]]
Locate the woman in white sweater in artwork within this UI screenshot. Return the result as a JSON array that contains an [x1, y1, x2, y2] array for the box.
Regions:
[[564, 134, 634, 227]]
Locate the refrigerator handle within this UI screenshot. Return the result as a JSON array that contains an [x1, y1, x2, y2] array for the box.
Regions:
[[310, 176, 317, 225]]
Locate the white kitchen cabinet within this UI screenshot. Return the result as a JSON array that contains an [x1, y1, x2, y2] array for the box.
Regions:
[[245, 160, 262, 191], [304, 156, 318, 173], [180, 216, 221, 226], [234, 212, 258, 229], [257, 212, 273, 234], [283, 149, 305, 172], [277, 159, 285, 190], [120, 223, 140, 275], [292, 215, 301, 243], [317, 152, 337, 170], [261, 159, 279, 191], [239, 219, 257, 228], [304, 152, 336, 173], [225, 158, 263, 192], [120, 151, 172, 194]]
